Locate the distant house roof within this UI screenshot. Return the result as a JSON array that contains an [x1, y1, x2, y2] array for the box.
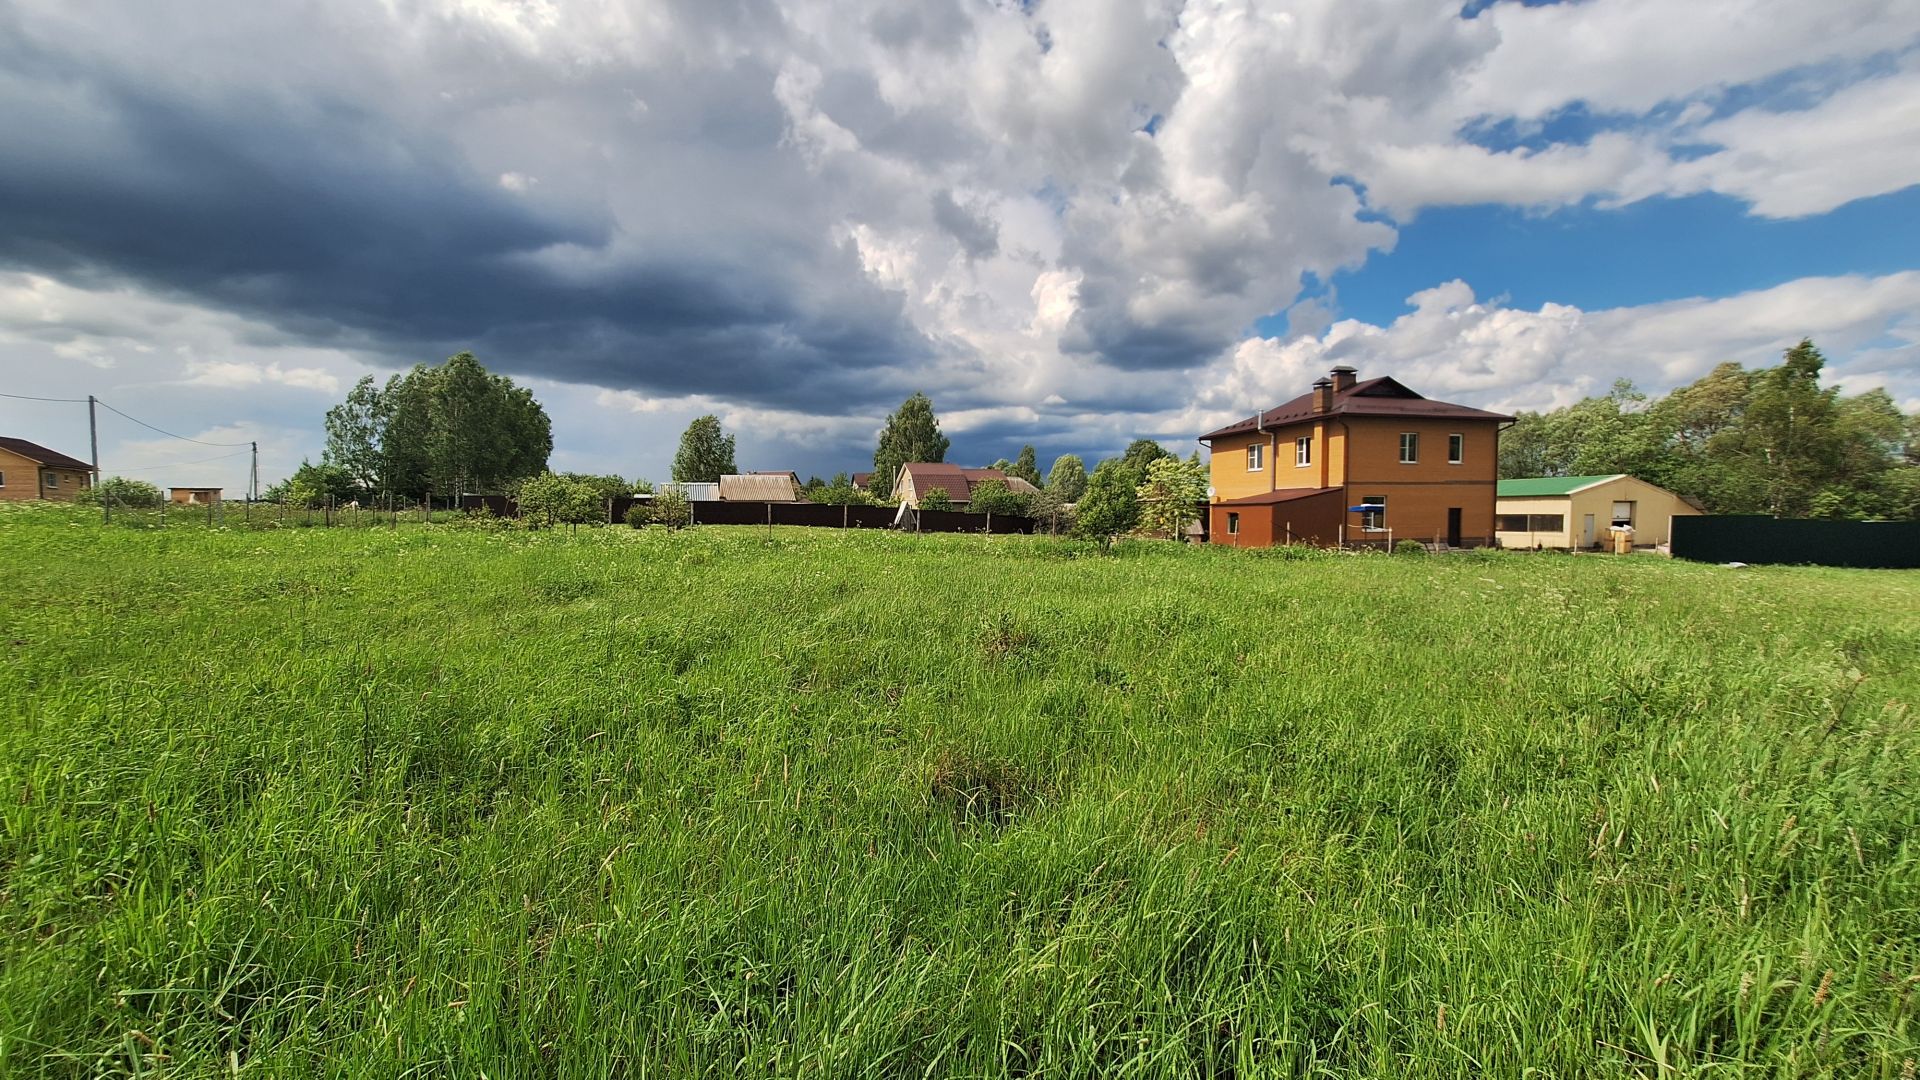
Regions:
[[170, 486, 224, 492], [851, 472, 873, 488], [1497, 475, 1628, 497], [718, 473, 801, 501], [750, 470, 802, 484], [897, 464, 1039, 504], [1214, 487, 1341, 506], [0, 437, 91, 471], [1200, 376, 1512, 441]]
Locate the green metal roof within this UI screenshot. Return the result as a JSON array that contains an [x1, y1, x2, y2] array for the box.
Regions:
[[1497, 474, 1624, 497]]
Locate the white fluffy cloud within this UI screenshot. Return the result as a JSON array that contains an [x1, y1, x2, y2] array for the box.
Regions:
[[1182, 271, 1920, 439]]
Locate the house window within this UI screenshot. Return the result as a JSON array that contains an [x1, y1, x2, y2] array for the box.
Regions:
[[1246, 443, 1264, 471], [1399, 433, 1418, 463], [1295, 436, 1311, 467], [1227, 512, 1240, 535], [0, 470, 6, 487], [1448, 433, 1464, 464], [1611, 501, 1635, 527], [1360, 495, 1385, 531], [1498, 514, 1565, 532], [44, 472, 57, 489]]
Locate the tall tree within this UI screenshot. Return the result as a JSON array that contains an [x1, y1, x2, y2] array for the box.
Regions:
[[322, 376, 383, 493], [322, 352, 550, 502], [376, 367, 436, 500], [870, 392, 950, 497], [1045, 454, 1088, 501], [672, 415, 736, 483], [1739, 339, 1846, 518], [1121, 438, 1173, 474], [1073, 458, 1143, 539], [1135, 456, 1209, 540], [1009, 445, 1042, 487]]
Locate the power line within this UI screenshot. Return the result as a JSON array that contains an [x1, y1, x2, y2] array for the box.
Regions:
[[94, 399, 253, 447], [0, 391, 89, 403], [108, 449, 254, 474]]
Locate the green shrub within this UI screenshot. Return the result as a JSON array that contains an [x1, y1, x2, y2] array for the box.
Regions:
[[968, 478, 1030, 517], [650, 488, 692, 528], [1395, 539, 1428, 555], [624, 503, 651, 528], [76, 476, 163, 509], [919, 487, 954, 512]]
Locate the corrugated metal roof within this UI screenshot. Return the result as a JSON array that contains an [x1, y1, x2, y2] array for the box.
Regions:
[[1497, 475, 1624, 497], [1200, 375, 1513, 440], [718, 473, 801, 501], [0, 437, 92, 471]]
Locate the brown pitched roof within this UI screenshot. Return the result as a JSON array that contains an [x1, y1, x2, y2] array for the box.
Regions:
[[1214, 487, 1341, 506], [0, 437, 91, 471], [898, 464, 1036, 504], [1200, 376, 1512, 441]]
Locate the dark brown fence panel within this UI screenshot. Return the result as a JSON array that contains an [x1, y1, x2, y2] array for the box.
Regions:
[[1672, 515, 1920, 568], [687, 500, 767, 525], [843, 505, 900, 529], [609, 495, 651, 523], [902, 508, 1036, 534], [769, 502, 846, 527]]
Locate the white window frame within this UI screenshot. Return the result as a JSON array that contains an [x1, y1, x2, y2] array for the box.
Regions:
[[1295, 436, 1312, 467], [1611, 501, 1635, 527], [1448, 433, 1464, 465], [1360, 495, 1386, 531], [44, 472, 58, 489], [1399, 433, 1418, 464], [0, 469, 6, 488], [1246, 443, 1264, 472], [1227, 512, 1240, 535]]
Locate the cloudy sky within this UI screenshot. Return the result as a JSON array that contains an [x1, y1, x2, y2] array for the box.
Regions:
[[2, 0, 1917, 491]]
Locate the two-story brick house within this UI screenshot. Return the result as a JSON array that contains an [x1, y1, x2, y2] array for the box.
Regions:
[[1199, 366, 1511, 548]]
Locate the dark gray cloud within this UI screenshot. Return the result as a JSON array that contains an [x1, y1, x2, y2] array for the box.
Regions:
[[0, 5, 932, 415], [929, 190, 999, 260]]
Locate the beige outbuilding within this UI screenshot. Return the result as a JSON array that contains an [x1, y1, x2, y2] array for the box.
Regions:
[[1496, 474, 1703, 551]]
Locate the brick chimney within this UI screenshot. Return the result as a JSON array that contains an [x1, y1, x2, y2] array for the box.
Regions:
[[1329, 364, 1358, 393], [1311, 377, 1334, 413]]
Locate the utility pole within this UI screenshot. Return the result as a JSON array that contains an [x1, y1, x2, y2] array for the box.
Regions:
[[250, 441, 259, 502], [89, 395, 105, 524]]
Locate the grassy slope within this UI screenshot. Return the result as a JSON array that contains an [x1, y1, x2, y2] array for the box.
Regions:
[[1, 510, 1916, 1077]]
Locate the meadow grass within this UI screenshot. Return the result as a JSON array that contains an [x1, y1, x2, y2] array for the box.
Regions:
[[1, 506, 1916, 1077]]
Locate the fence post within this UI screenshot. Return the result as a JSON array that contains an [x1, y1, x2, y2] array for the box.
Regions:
[[842, 504, 848, 529]]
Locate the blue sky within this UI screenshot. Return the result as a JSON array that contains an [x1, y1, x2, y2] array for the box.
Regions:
[[1, 0, 1917, 491], [1264, 185, 1920, 335]]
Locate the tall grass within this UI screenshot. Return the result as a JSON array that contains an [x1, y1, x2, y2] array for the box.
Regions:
[[1, 506, 1916, 1077]]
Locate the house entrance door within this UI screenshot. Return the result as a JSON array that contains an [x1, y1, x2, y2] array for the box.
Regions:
[[1446, 508, 1462, 547], [1581, 514, 1596, 548]]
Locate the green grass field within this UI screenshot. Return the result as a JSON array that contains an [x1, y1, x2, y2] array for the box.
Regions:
[[2, 507, 1916, 1077]]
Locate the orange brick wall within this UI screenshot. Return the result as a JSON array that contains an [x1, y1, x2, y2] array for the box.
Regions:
[[0, 448, 91, 503]]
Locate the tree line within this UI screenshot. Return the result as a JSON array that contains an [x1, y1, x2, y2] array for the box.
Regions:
[[1500, 340, 1918, 519]]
